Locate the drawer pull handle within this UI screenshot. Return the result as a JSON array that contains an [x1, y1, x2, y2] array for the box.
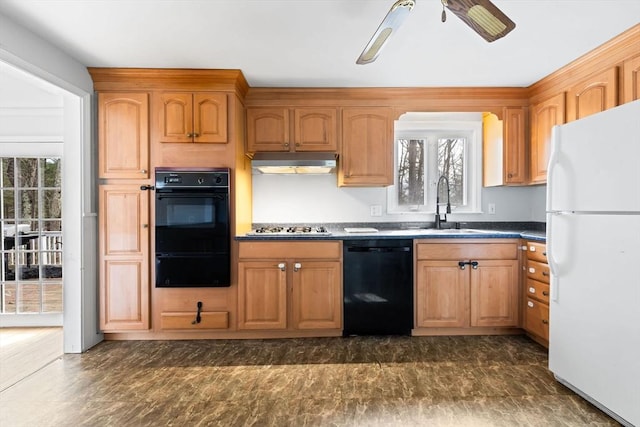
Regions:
[[529, 267, 536, 273], [528, 287, 536, 294], [542, 252, 547, 256], [542, 291, 549, 296], [542, 271, 549, 277], [192, 301, 203, 325], [527, 301, 534, 308], [529, 246, 536, 252], [542, 319, 549, 325]]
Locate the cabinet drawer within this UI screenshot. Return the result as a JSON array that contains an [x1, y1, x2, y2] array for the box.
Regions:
[[239, 241, 341, 259], [525, 298, 549, 341], [526, 242, 547, 263], [525, 279, 550, 304], [527, 260, 550, 283], [160, 311, 229, 330], [416, 242, 518, 260]]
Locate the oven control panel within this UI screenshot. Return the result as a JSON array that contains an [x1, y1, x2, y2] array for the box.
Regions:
[[155, 168, 229, 189]]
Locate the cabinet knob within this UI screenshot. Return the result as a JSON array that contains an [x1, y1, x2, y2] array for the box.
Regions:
[[542, 271, 549, 277], [507, 173, 513, 178], [187, 132, 193, 138], [142, 224, 149, 228], [278, 263, 286, 271], [542, 291, 549, 296], [283, 143, 290, 148], [193, 133, 200, 138], [294, 262, 302, 272], [141, 169, 147, 174], [529, 267, 536, 273], [295, 143, 300, 147], [542, 319, 549, 325]]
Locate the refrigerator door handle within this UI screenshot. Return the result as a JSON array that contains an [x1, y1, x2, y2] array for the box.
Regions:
[[547, 211, 560, 302], [546, 125, 562, 211]]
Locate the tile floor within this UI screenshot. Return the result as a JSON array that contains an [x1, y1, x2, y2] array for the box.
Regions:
[[0, 335, 619, 426]]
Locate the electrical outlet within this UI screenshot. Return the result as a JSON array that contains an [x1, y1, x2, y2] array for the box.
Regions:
[[370, 205, 383, 217], [488, 203, 496, 214]]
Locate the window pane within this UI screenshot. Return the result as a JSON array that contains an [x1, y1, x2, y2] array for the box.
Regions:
[[1, 158, 15, 187], [42, 220, 62, 232], [43, 189, 62, 219], [17, 158, 38, 188], [2, 190, 15, 219], [17, 283, 41, 313], [18, 189, 38, 219], [397, 139, 425, 206], [42, 283, 63, 313], [41, 158, 61, 188], [42, 253, 63, 278], [2, 283, 17, 313], [438, 138, 465, 207]]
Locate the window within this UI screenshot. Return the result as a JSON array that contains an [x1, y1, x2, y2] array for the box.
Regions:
[[388, 113, 482, 214], [1, 157, 63, 314]]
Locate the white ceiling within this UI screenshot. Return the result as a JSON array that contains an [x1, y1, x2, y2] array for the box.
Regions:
[[0, 0, 639, 88]]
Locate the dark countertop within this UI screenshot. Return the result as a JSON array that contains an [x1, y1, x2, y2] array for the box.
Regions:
[[236, 222, 547, 242]]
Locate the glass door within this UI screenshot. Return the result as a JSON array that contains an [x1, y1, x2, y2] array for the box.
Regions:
[[1, 157, 63, 316]]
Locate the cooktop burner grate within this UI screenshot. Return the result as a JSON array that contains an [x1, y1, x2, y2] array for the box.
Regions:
[[249, 226, 331, 235]]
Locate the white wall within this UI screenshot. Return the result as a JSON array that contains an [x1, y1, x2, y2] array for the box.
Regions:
[[253, 174, 547, 224], [1, 11, 100, 352]]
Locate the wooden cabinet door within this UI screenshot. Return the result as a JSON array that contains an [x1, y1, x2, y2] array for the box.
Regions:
[[340, 107, 393, 186], [530, 93, 565, 183], [470, 259, 519, 327], [99, 184, 150, 331], [237, 261, 287, 330], [98, 92, 149, 179], [193, 93, 227, 143], [567, 67, 619, 122], [415, 260, 469, 328], [246, 107, 290, 152], [503, 107, 527, 184], [157, 92, 193, 143], [294, 108, 338, 151], [291, 261, 342, 330], [623, 54, 640, 103]]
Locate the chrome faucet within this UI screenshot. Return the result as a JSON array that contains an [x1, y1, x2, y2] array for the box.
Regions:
[[435, 175, 451, 229]]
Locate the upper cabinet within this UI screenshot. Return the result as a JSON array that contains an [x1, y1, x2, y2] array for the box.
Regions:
[[98, 92, 150, 180], [155, 92, 228, 143], [340, 107, 393, 187], [623, 54, 640, 103], [530, 93, 566, 184], [483, 108, 527, 187], [566, 67, 619, 122], [246, 107, 337, 152]]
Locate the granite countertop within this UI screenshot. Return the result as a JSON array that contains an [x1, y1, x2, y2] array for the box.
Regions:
[[236, 222, 547, 242]]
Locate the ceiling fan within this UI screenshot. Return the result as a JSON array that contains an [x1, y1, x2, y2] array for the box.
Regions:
[[356, 0, 516, 64]]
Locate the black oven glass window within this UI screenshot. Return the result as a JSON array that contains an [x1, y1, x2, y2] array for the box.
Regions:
[[165, 198, 215, 227]]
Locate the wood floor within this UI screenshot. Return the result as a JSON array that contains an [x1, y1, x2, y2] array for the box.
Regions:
[[0, 327, 63, 391], [0, 335, 619, 426]]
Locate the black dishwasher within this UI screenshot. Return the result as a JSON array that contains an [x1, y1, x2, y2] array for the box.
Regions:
[[343, 239, 413, 336]]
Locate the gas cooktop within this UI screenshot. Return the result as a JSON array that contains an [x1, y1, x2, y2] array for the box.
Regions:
[[247, 226, 331, 236]]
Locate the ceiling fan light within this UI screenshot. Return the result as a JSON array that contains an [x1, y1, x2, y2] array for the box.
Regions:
[[467, 5, 506, 36], [356, 0, 414, 65]]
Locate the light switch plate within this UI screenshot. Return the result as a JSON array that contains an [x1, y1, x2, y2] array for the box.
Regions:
[[370, 205, 383, 216]]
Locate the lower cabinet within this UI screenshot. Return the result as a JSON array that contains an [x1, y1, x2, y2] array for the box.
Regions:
[[99, 184, 150, 331], [523, 241, 550, 346], [237, 241, 342, 333], [154, 288, 232, 331], [414, 240, 520, 333]]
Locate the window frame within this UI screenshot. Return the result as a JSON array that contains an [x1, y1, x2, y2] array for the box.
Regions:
[[387, 114, 483, 215]]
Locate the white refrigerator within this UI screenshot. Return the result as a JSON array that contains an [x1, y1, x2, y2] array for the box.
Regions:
[[546, 100, 640, 427]]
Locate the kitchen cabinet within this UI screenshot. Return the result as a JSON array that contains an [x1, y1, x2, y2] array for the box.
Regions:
[[566, 67, 618, 122], [98, 92, 150, 180], [340, 107, 393, 187], [237, 241, 342, 332], [415, 240, 519, 332], [483, 108, 527, 187], [99, 184, 150, 331], [246, 107, 338, 152], [155, 288, 231, 331], [623, 54, 640, 103], [155, 92, 228, 143], [529, 93, 565, 184], [523, 241, 550, 347]]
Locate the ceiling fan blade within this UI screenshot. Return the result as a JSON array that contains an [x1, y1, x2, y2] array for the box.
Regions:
[[356, 0, 415, 65], [443, 0, 515, 42]]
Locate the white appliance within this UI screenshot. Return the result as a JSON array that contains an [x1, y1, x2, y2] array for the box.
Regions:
[[546, 100, 640, 427]]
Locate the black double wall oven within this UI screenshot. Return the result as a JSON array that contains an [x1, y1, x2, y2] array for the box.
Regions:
[[154, 168, 230, 287]]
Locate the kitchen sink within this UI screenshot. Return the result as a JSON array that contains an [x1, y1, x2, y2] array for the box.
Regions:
[[421, 228, 495, 234]]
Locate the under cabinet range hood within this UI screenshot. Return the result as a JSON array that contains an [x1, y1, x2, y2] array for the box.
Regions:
[[250, 152, 337, 174]]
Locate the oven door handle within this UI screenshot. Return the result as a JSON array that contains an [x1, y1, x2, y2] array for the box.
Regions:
[[156, 193, 227, 200]]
